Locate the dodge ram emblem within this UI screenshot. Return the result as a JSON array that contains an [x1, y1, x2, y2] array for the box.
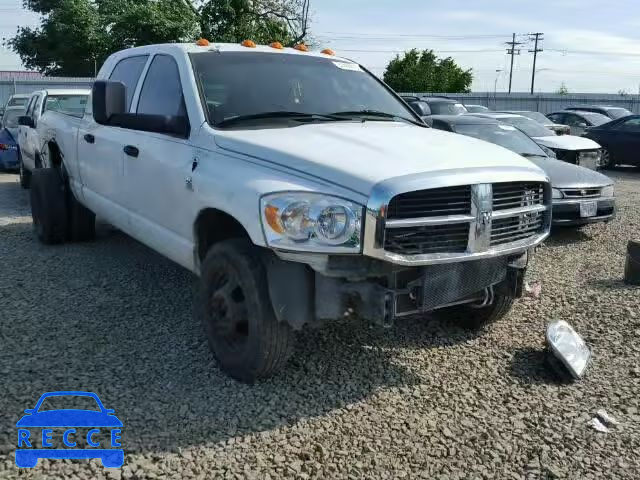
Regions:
[[480, 210, 492, 225]]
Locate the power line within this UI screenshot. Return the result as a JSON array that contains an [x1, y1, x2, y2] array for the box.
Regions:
[[528, 32, 544, 94]]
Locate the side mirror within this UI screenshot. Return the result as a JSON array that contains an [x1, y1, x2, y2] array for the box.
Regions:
[[577, 122, 587, 128], [407, 100, 431, 117], [18, 116, 35, 128], [92, 80, 126, 125]]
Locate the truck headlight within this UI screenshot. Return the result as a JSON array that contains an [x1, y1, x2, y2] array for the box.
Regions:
[[552, 188, 563, 199], [600, 185, 614, 198], [261, 193, 362, 252], [546, 320, 591, 379]]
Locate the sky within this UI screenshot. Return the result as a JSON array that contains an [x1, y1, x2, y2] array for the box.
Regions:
[[1, 0, 640, 93]]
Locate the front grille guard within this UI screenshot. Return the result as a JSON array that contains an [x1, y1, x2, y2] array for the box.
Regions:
[[362, 167, 552, 267]]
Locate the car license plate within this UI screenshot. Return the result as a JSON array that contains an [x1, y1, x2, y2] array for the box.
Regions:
[[580, 201, 597, 218]]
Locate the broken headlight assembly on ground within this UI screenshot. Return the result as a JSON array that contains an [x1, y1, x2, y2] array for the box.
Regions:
[[546, 320, 591, 379]]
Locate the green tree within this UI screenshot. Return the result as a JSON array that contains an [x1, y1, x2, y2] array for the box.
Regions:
[[383, 49, 472, 93], [7, 0, 311, 76], [555, 82, 569, 95]]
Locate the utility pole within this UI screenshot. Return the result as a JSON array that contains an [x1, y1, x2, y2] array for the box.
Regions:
[[505, 33, 523, 94], [528, 32, 544, 94]]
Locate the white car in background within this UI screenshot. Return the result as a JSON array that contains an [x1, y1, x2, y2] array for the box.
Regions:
[[470, 112, 603, 170], [16, 89, 90, 188]]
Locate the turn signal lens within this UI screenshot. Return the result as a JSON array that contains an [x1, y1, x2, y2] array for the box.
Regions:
[[269, 41, 284, 49], [321, 48, 335, 55], [241, 40, 257, 48], [294, 43, 309, 52], [196, 38, 210, 46], [264, 205, 284, 234]]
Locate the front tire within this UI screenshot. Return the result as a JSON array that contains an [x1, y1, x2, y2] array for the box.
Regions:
[[197, 239, 295, 382], [601, 148, 616, 169], [29, 168, 68, 245], [434, 293, 515, 330]]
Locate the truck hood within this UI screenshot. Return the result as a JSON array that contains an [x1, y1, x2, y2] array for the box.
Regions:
[[527, 156, 613, 189], [214, 122, 545, 195], [533, 135, 601, 151]]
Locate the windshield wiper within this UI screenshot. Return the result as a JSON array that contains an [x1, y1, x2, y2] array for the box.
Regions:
[[216, 111, 347, 127], [329, 110, 423, 126]]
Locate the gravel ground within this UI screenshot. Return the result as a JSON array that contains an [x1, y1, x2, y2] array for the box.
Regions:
[[0, 169, 639, 479]]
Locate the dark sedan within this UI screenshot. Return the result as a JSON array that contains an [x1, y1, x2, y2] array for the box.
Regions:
[[565, 105, 633, 120], [431, 115, 616, 227], [582, 115, 640, 168]]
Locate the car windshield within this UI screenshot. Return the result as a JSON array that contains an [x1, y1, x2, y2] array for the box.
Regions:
[[509, 111, 550, 124], [456, 123, 547, 157], [603, 108, 631, 119], [429, 102, 468, 115], [497, 116, 555, 137], [465, 105, 489, 113], [2, 109, 24, 128], [37, 395, 101, 412], [190, 52, 416, 127], [579, 111, 611, 125], [44, 94, 88, 117], [7, 97, 28, 107]]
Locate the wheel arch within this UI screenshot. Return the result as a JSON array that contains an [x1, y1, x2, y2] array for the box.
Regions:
[[193, 207, 253, 268]]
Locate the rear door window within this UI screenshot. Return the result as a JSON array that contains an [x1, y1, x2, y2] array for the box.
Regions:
[[108, 55, 149, 109]]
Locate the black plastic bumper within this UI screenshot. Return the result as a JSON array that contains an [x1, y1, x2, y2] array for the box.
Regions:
[[552, 199, 615, 226]]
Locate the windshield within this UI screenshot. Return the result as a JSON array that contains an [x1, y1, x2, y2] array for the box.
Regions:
[[497, 116, 555, 137], [190, 52, 415, 127], [2, 109, 24, 128], [429, 102, 468, 115], [7, 97, 28, 107], [604, 108, 631, 119], [580, 111, 611, 125], [456, 123, 547, 157], [509, 111, 550, 124], [44, 94, 88, 117], [37, 395, 101, 412]]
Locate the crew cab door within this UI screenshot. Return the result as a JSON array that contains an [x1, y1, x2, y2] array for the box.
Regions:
[[19, 94, 41, 170], [77, 55, 149, 226], [117, 54, 196, 269]]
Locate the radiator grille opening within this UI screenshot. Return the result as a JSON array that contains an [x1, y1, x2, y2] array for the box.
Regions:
[[384, 223, 469, 255], [386, 185, 471, 219]]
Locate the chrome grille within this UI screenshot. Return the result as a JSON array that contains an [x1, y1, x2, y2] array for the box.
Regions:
[[385, 223, 469, 255], [386, 185, 471, 219], [491, 214, 545, 246], [493, 182, 545, 210], [561, 188, 601, 198], [381, 182, 549, 258]]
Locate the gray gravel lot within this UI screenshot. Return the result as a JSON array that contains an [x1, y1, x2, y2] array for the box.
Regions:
[[0, 169, 639, 479]]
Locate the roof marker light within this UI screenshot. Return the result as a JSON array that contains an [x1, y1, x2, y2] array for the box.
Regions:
[[270, 41, 284, 50], [196, 38, 210, 46], [294, 43, 309, 52], [241, 40, 257, 48], [321, 48, 335, 56]]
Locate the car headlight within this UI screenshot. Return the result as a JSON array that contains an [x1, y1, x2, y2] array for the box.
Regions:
[[261, 192, 363, 252], [601, 185, 614, 198], [552, 188, 563, 199], [546, 320, 591, 379]]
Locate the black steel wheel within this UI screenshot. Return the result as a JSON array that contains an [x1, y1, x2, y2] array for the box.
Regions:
[[197, 239, 295, 382]]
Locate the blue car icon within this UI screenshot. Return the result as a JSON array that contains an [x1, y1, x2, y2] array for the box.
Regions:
[[16, 391, 123, 468]]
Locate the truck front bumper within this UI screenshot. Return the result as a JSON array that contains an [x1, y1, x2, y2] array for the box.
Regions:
[[265, 251, 528, 329]]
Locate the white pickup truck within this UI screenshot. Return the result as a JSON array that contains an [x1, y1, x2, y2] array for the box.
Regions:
[[17, 89, 90, 188], [30, 41, 552, 382]]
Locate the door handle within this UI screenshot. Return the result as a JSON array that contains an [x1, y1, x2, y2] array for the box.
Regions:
[[124, 145, 139, 158], [83, 134, 95, 144]]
